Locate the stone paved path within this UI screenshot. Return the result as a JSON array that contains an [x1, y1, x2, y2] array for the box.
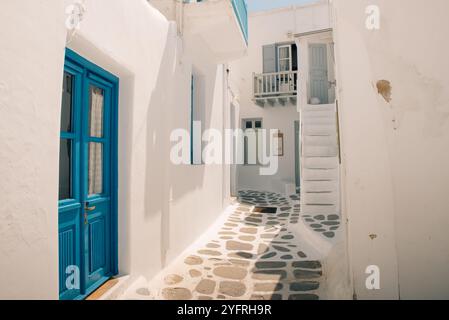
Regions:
[[120, 191, 324, 300]]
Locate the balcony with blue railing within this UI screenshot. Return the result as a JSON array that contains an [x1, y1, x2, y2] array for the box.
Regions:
[[184, 0, 248, 61], [149, 0, 248, 61]]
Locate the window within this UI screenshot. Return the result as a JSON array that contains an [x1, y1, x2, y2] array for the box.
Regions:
[[190, 71, 205, 165], [243, 119, 262, 165], [278, 45, 292, 72], [262, 43, 298, 73], [262, 43, 298, 95]]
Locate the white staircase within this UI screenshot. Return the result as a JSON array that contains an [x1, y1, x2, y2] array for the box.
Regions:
[[300, 103, 340, 215]]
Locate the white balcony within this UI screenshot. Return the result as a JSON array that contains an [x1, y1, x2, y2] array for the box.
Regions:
[[253, 70, 298, 107], [148, 0, 248, 62]]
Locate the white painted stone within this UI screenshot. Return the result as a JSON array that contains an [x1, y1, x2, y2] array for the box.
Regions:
[[303, 157, 339, 169], [303, 145, 339, 157], [303, 124, 337, 136]]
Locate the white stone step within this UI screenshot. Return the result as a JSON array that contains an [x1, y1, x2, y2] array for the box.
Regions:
[[301, 180, 338, 192], [303, 124, 337, 136], [302, 110, 335, 119], [303, 157, 339, 169], [303, 145, 338, 157], [301, 204, 338, 215], [303, 135, 337, 147], [302, 192, 339, 205], [303, 104, 336, 113], [302, 168, 339, 180], [303, 117, 336, 125]]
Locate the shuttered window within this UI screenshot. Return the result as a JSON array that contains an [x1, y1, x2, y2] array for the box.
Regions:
[[262, 43, 298, 73], [262, 44, 277, 73]]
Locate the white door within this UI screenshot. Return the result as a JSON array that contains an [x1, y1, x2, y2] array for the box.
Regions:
[[309, 44, 329, 104], [278, 45, 292, 92]]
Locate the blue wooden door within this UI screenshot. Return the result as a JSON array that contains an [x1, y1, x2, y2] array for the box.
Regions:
[[309, 44, 329, 104], [58, 49, 118, 300]]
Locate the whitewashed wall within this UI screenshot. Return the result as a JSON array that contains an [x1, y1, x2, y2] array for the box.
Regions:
[[0, 0, 232, 299], [0, 0, 67, 300], [233, 1, 331, 194], [333, 0, 449, 299]]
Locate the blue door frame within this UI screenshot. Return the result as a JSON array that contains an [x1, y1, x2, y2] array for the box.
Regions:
[[58, 48, 119, 300]]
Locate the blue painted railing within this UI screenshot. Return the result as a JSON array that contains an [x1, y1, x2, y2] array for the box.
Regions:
[[231, 0, 249, 44]]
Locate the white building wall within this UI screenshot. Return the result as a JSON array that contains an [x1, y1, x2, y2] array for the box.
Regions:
[[0, 0, 67, 300], [333, 0, 449, 299], [233, 1, 331, 194], [0, 0, 233, 299]]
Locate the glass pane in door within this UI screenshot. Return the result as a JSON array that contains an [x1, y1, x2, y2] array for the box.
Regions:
[[89, 86, 104, 138], [279, 60, 290, 72], [279, 47, 289, 59], [61, 73, 73, 132], [88, 142, 103, 195], [59, 139, 72, 200]]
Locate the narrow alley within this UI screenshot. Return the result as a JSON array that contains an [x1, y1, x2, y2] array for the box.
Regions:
[[120, 191, 325, 300]]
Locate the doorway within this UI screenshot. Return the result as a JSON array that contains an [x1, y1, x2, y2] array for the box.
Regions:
[[58, 49, 119, 300], [309, 43, 329, 104]]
